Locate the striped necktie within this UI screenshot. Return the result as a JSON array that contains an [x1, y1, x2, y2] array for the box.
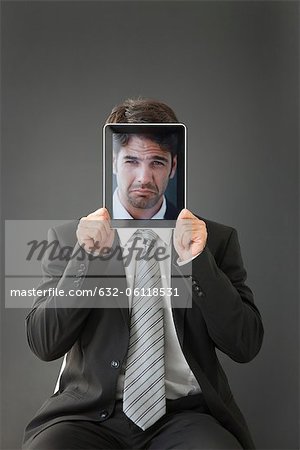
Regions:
[[123, 229, 166, 430]]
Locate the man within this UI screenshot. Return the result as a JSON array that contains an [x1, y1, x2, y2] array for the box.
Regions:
[[112, 131, 178, 219], [23, 98, 264, 450]]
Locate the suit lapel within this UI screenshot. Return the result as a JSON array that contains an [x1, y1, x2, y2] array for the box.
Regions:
[[87, 233, 130, 327], [164, 199, 180, 219], [170, 244, 193, 348]]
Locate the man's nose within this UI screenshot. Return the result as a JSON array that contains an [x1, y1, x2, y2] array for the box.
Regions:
[[136, 165, 153, 184]]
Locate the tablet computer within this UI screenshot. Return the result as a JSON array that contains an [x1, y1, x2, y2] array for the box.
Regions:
[[103, 123, 186, 228]]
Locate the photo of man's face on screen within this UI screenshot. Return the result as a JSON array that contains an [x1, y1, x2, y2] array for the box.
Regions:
[[103, 124, 186, 227]]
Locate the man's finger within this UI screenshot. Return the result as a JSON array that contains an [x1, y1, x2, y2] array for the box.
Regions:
[[89, 207, 111, 220], [182, 229, 194, 249], [177, 208, 197, 220]]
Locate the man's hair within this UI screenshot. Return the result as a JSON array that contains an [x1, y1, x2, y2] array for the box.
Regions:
[[106, 98, 179, 124], [108, 98, 179, 157]]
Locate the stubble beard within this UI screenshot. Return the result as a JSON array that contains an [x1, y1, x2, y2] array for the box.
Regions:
[[127, 192, 162, 209]]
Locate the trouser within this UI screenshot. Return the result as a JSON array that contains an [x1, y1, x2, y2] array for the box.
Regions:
[[23, 394, 242, 450]]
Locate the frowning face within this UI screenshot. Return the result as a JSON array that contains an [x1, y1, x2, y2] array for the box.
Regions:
[[113, 136, 177, 218]]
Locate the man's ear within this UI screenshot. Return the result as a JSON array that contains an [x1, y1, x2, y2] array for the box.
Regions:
[[169, 155, 177, 179]]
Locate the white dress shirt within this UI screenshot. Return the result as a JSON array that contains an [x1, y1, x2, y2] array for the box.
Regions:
[[113, 189, 201, 399]]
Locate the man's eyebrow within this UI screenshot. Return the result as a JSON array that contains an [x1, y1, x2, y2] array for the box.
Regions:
[[123, 155, 169, 163], [123, 155, 140, 161]]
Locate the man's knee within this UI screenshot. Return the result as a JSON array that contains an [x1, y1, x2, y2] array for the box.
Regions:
[[22, 421, 117, 450], [23, 422, 80, 450], [192, 414, 243, 449], [148, 412, 243, 450]]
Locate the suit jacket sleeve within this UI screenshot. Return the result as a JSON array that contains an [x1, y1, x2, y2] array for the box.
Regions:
[[25, 227, 93, 362], [192, 228, 264, 363]]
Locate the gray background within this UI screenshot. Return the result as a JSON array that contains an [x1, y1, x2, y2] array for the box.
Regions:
[[1, 1, 299, 449]]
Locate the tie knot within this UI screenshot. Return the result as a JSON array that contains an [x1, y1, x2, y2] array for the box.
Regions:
[[138, 229, 158, 250]]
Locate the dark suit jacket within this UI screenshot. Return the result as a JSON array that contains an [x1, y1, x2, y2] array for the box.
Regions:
[[23, 216, 264, 449], [164, 198, 179, 219]]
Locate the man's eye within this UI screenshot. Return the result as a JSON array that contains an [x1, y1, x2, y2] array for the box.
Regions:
[[125, 160, 138, 164], [152, 161, 164, 166]]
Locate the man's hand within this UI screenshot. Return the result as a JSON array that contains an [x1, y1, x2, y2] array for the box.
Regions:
[[76, 208, 115, 255], [174, 209, 207, 262]]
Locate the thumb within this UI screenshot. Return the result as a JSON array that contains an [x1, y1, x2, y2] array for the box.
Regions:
[[177, 208, 196, 220], [99, 207, 111, 220], [90, 207, 111, 219]]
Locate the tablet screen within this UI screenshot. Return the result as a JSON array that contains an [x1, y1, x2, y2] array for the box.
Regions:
[[103, 123, 186, 228]]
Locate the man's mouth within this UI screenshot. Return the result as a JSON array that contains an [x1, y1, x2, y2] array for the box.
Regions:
[[130, 189, 156, 195]]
